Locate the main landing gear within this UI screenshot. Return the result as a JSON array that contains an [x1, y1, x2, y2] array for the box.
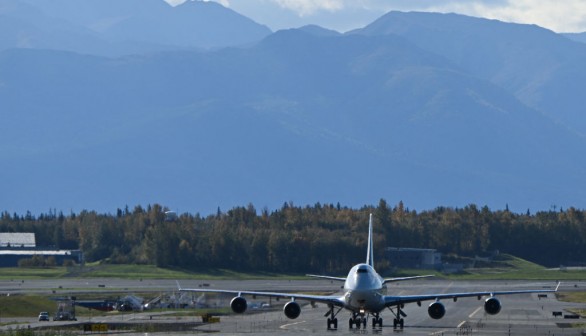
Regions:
[[347, 313, 383, 329], [326, 305, 343, 330], [388, 304, 406, 330], [323, 307, 393, 330], [372, 313, 383, 328], [348, 313, 367, 329]]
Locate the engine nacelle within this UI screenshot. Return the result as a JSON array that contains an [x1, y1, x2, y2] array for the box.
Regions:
[[230, 296, 247, 314], [484, 297, 501, 315], [428, 301, 446, 319], [283, 301, 301, 319]]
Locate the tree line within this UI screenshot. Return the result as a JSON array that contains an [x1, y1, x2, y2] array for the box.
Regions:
[[1, 200, 585, 273]]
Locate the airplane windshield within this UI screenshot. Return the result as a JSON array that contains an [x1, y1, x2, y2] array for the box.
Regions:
[[357, 268, 368, 274]]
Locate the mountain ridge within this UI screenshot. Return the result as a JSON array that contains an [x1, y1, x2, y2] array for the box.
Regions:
[[352, 11, 586, 134], [2, 0, 271, 55], [2, 9, 586, 214]]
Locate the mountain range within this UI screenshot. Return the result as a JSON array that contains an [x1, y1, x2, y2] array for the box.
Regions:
[[0, 0, 271, 55], [2, 0, 586, 215]]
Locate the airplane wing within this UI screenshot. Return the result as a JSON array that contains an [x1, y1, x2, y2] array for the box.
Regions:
[[177, 283, 346, 307], [384, 282, 561, 307], [382, 275, 435, 284], [306, 274, 347, 282], [306, 274, 435, 283]]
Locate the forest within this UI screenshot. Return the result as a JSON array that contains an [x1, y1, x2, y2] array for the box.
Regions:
[[1, 200, 585, 273]]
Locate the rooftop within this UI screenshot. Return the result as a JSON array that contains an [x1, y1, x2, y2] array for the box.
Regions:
[[0, 233, 36, 248]]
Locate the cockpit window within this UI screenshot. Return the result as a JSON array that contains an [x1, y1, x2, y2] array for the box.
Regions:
[[357, 268, 368, 274]]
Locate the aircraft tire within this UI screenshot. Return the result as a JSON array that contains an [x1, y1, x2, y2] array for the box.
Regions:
[[327, 318, 338, 329]]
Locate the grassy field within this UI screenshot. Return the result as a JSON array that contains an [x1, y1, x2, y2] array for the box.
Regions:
[[0, 295, 55, 318], [1, 254, 586, 281], [0, 264, 309, 281], [556, 291, 586, 328], [0, 291, 233, 320], [556, 292, 586, 312], [0, 291, 233, 322], [455, 255, 584, 280], [557, 291, 586, 303], [0, 254, 584, 283], [396, 254, 586, 281]]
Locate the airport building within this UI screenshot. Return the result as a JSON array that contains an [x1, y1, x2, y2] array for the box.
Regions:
[[0, 232, 36, 248], [0, 232, 82, 267], [386, 247, 442, 270]]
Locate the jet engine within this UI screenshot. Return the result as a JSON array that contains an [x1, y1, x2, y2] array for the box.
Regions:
[[428, 301, 446, 319], [283, 301, 301, 319], [484, 297, 501, 315], [230, 296, 247, 314]]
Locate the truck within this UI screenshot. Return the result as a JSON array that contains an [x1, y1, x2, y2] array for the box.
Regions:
[[53, 301, 77, 321]]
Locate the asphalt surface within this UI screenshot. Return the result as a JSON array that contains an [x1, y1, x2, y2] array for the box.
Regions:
[[1, 278, 585, 335]]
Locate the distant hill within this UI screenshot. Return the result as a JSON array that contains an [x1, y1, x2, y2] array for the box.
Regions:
[[0, 0, 112, 54], [2, 9, 586, 215], [352, 11, 586, 134], [297, 25, 342, 37], [1, 0, 271, 55], [563, 32, 586, 44]]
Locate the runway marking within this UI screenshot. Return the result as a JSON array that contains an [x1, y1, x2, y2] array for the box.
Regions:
[[451, 306, 482, 329], [280, 320, 307, 329], [469, 306, 483, 318], [441, 281, 454, 294]]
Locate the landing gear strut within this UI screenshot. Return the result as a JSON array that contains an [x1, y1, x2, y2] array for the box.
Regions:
[[325, 305, 342, 330], [348, 313, 367, 329], [388, 304, 406, 330], [372, 313, 383, 328], [347, 312, 383, 329]]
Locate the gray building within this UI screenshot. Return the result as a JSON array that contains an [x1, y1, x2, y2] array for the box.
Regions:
[[386, 247, 442, 269], [0, 232, 82, 267], [0, 232, 36, 248]]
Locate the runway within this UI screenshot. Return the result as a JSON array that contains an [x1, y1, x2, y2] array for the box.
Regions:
[[1, 278, 584, 335]]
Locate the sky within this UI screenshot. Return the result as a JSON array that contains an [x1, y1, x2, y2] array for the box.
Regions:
[[165, 0, 586, 33]]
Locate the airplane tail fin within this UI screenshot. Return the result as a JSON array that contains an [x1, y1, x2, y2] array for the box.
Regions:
[[366, 213, 374, 267]]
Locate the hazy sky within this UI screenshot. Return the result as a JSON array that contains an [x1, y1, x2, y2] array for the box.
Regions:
[[165, 0, 586, 33]]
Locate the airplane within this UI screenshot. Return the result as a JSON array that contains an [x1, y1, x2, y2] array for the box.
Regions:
[[178, 213, 560, 330], [74, 299, 118, 312], [73, 296, 146, 312]]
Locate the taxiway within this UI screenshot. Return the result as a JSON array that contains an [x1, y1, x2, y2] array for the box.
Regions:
[[1, 278, 584, 335]]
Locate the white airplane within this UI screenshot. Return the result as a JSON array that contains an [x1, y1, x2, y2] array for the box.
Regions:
[[179, 214, 560, 330]]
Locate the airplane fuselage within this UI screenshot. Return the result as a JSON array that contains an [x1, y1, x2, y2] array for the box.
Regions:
[[343, 263, 386, 313]]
